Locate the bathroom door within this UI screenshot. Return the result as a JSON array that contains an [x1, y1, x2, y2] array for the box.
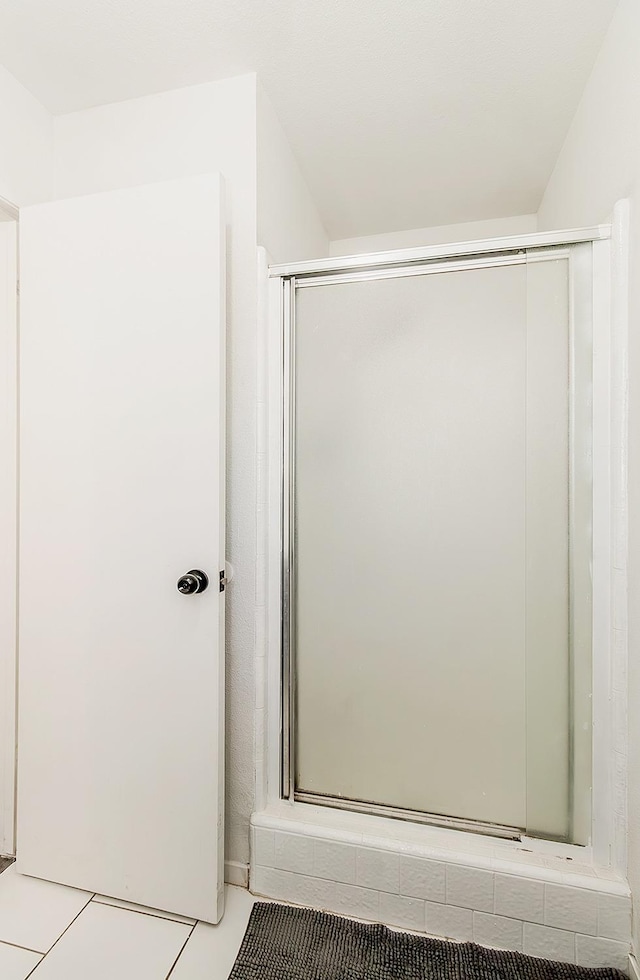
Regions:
[[16, 174, 226, 923]]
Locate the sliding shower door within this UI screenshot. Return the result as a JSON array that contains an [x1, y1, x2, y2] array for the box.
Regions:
[[285, 247, 592, 842]]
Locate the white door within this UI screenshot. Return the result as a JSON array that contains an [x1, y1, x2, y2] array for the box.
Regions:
[[16, 174, 226, 924]]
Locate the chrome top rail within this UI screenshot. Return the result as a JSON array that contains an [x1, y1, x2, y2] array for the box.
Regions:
[[268, 225, 611, 280]]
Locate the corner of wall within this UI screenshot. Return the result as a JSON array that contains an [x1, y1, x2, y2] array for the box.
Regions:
[[0, 62, 53, 206], [329, 214, 538, 257], [536, 0, 640, 231], [256, 81, 329, 263]]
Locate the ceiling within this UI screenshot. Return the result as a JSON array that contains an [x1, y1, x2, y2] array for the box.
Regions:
[[0, 0, 619, 239]]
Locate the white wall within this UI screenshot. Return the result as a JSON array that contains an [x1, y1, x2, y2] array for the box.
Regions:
[[537, 0, 640, 955], [53, 73, 259, 873], [330, 214, 537, 256], [0, 63, 52, 206], [257, 84, 328, 263]]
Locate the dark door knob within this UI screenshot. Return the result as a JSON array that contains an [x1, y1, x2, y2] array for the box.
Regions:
[[177, 570, 209, 595]]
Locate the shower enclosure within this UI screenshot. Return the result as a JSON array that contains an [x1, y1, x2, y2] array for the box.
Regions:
[[277, 234, 598, 845]]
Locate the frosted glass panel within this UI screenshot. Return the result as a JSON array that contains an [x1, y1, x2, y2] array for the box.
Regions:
[[293, 259, 578, 839]]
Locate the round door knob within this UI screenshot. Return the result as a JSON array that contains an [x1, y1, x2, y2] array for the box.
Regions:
[[177, 569, 209, 595]]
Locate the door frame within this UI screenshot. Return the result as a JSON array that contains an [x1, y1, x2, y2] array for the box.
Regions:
[[0, 193, 19, 858], [256, 211, 629, 871]]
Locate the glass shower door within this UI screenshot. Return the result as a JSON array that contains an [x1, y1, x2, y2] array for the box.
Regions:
[[288, 249, 591, 842]]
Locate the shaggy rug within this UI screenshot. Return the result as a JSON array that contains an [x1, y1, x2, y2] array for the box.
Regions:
[[228, 903, 625, 980]]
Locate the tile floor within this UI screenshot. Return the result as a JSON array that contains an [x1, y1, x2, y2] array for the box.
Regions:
[[2, 861, 628, 978], [0, 864, 256, 979]]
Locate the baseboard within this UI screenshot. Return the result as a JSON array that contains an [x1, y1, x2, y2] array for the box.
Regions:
[[628, 953, 639, 980], [225, 859, 249, 888]]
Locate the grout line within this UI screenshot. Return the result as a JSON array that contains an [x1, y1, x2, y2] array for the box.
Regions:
[[22, 893, 95, 978], [0, 937, 43, 955], [91, 897, 195, 926], [43, 893, 96, 953], [165, 920, 198, 979], [23, 955, 44, 980], [24, 954, 44, 980]]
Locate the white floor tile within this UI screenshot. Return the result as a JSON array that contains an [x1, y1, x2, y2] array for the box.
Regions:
[[0, 941, 43, 980], [29, 902, 192, 980], [92, 894, 195, 925], [0, 866, 92, 953], [169, 886, 255, 980]]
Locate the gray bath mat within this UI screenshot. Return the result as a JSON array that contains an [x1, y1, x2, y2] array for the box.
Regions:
[[229, 903, 625, 980]]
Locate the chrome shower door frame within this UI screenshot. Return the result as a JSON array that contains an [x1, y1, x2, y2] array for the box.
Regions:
[[272, 226, 611, 846]]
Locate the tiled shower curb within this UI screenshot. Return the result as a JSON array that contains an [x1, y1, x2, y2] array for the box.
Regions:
[[250, 819, 631, 973]]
